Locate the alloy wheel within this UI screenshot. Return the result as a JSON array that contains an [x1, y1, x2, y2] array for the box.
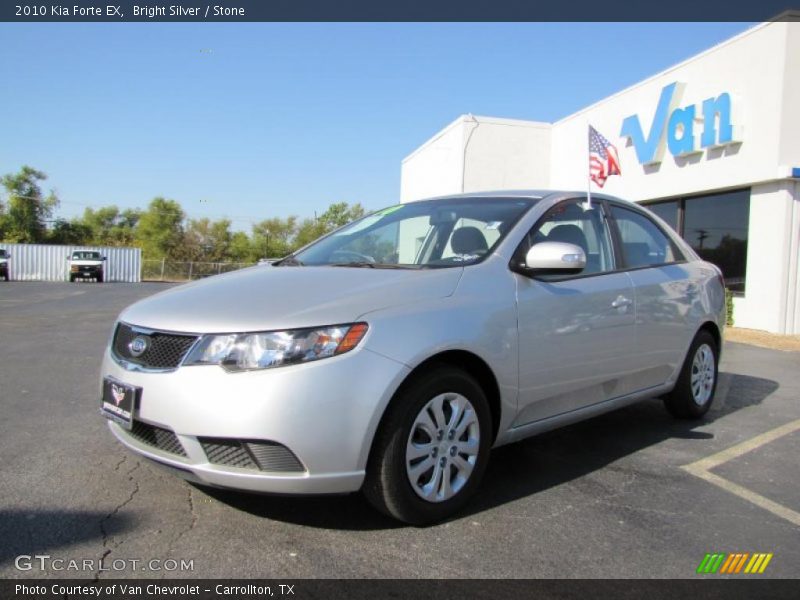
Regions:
[[405, 392, 480, 503], [691, 343, 715, 406]]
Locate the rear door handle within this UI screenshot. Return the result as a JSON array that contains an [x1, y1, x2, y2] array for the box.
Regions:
[[611, 295, 632, 309]]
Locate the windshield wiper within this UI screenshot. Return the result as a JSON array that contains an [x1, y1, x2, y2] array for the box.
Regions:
[[330, 262, 411, 269], [275, 256, 304, 266], [330, 261, 377, 268]]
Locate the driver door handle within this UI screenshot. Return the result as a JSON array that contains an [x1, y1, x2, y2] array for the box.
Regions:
[[611, 295, 632, 309]]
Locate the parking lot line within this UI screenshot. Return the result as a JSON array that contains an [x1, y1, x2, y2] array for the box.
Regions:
[[682, 418, 800, 527]]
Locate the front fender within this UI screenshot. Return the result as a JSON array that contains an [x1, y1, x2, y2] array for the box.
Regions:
[[357, 260, 520, 446]]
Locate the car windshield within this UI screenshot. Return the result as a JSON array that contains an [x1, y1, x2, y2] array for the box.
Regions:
[[285, 198, 536, 268], [0, 250, 7, 258], [72, 251, 100, 260]]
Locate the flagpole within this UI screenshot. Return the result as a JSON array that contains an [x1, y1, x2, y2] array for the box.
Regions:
[[587, 125, 592, 209]]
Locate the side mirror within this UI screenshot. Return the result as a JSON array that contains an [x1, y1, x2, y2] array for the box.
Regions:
[[103, 256, 107, 261], [522, 241, 586, 275]]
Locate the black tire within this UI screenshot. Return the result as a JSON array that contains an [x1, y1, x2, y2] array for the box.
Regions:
[[97, 273, 103, 283], [69, 274, 75, 282], [664, 330, 719, 419], [363, 365, 492, 525]]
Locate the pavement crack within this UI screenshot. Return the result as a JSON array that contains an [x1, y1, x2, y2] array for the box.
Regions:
[[159, 484, 199, 579], [112, 455, 128, 472], [93, 460, 141, 581]]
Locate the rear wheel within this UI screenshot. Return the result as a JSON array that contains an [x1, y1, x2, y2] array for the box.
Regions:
[[96, 273, 103, 283], [69, 274, 76, 282], [363, 366, 492, 525], [664, 330, 718, 419]]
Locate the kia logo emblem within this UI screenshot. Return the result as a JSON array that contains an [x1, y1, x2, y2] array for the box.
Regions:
[[128, 336, 149, 358]]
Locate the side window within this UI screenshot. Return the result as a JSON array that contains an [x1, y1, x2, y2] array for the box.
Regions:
[[518, 199, 614, 277], [611, 206, 683, 268]]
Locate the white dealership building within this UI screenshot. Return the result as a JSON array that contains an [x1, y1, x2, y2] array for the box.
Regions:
[[400, 19, 800, 334]]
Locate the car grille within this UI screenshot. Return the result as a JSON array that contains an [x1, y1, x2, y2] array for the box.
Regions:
[[199, 438, 305, 472], [113, 323, 198, 370], [127, 420, 187, 457]]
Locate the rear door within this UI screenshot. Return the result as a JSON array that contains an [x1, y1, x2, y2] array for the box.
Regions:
[[607, 203, 695, 392], [513, 197, 637, 426]]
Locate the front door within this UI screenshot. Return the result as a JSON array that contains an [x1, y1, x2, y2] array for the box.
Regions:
[[513, 198, 637, 426]]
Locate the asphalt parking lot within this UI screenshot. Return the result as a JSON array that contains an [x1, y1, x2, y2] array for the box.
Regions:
[[0, 282, 798, 579]]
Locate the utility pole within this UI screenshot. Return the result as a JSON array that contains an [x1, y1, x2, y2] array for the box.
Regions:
[[695, 229, 709, 250]]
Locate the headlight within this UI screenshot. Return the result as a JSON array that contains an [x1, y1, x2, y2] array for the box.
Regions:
[[183, 323, 368, 372]]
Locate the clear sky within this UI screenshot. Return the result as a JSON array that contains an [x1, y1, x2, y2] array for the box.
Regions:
[[0, 22, 751, 229]]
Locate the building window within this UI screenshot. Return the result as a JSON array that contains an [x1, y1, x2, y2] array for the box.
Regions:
[[645, 200, 679, 233], [643, 189, 750, 294], [683, 190, 749, 294]]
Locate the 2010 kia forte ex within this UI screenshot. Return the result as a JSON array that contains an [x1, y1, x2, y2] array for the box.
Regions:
[[100, 190, 725, 524]]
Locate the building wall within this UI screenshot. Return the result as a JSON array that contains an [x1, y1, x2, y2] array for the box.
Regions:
[[550, 21, 796, 199], [733, 182, 796, 333], [783, 180, 800, 334], [0, 243, 142, 282], [400, 117, 467, 203], [400, 116, 551, 202], [462, 117, 551, 193], [778, 23, 800, 169]]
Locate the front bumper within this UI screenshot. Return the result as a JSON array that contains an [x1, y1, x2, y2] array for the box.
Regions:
[[101, 344, 410, 494]]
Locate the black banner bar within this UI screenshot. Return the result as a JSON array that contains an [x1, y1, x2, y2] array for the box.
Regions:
[[3, 579, 800, 600], [2, 1, 799, 23]]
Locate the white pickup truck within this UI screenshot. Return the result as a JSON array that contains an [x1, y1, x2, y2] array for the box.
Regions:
[[68, 250, 106, 282], [0, 248, 9, 281]]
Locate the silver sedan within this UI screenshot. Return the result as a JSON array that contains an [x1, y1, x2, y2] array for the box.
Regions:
[[100, 190, 725, 524]]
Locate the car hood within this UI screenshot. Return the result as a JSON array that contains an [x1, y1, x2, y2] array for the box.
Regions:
[[71, 260, 103, 266], [120, 265, 464, 333]]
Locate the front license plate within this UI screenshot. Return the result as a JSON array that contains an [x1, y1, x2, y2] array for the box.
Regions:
[[101, 378, 139, 430]]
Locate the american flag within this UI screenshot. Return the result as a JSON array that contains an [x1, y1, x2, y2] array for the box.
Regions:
[[589, 125, 621, 188]]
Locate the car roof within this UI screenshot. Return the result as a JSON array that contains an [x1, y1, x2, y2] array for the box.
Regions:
[[415, 189, 633, 205]]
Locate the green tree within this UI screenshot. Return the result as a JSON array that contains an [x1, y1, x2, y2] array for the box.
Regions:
[[1, 166, 59, 243], [294, 202, 365, 248], [0, 198, 6, 240], [180, 218, 233, 262], [49, 218, 93, 245], [82, 206, 117, 244], [229, 231, 258, 263], [135, 197, 185, 259]]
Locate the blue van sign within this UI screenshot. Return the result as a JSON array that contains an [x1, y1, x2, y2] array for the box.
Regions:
[[620, 82, 738, 165]]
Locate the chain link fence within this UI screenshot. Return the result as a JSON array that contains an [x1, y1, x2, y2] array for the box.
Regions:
[[142, 259, 258, 282]]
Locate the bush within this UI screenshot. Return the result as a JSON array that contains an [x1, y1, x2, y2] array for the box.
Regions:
[[725, 288, 735, 327]]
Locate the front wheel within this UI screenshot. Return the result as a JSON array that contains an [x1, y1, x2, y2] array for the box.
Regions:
[[363, 366, 492, 525], [664, 330, 719, 419]]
